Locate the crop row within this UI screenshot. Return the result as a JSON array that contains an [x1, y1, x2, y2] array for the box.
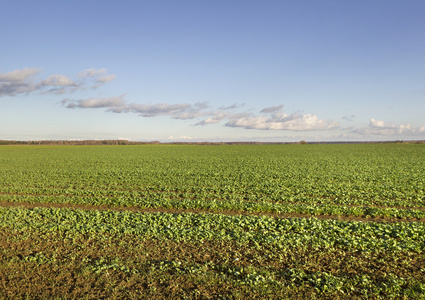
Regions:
[[1, 207, 424, 298], [1, 144, 424, 213], [1, 192, 425, 220], [1, 207, 424, 252], [1, 182, 424, 209]]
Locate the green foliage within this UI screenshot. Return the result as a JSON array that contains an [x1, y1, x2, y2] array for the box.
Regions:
[[0, 207, 424, 298], [0, 144, 424, 218], [1, 206, 424, 252], [0, 144, 424, 298]]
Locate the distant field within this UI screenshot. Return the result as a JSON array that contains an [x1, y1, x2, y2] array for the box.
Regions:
[[0, 144, 424, 298]]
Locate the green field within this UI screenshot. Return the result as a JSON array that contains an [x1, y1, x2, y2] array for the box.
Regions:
[[0, 144, 424, 298]]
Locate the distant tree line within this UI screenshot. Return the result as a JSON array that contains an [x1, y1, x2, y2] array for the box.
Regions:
[[0, 140, 424, 146], [0, 140, 160, 145]]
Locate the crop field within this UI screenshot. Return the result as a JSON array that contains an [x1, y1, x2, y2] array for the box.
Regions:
[[0, 143, 424, 299]]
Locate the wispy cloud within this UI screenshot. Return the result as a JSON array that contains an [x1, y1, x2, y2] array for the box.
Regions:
[[194, 111, 233, 126], [122, 101, 208, 119], [3, 67, 341, 133], [353, 118, 425, 136], [78, 68, 107, 77], [39, 74, 80, 95], [61, 96, 126, 109], [62, 97, 209, 120], [125, 102, 195, 119], [78, 68, 117, 87], [0, 68, 40, 82], [260, 105, 284, 113], [97, 74, 116, 83], [0, 68, 41, 96], [342, 114, 355, 122], [63, 94, 339, 132], [0, 67, 116, 97], [218, 103, 245, 110], [41, 74, 75, 86], [195, 106, 340, 132]]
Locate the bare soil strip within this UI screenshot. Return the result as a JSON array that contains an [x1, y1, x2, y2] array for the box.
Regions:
[[0, 200, 423, 223]]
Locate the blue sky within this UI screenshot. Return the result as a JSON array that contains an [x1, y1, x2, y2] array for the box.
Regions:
[[1, 0, 424, 142]]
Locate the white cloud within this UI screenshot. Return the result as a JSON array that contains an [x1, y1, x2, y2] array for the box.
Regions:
[[193, 111, 243, 127], [97, 74, 116, 83], [127, 102, 192, 117], [0, 68, 41, 96], [66, 96, 339, 132], [195, 117, 222, 126], [218, 103, 245, 110], [225, 113, 339, 131], [260, 105, 284, 113], [172, 102, 209, 119], [41, 74, 75, 86], [78, 68, 116, 86], [39, 74, 79, 94], [194, 105, 339, 131], [62, 96, 126, 109], [353, 118, 425, 136], [63, 96, 211, 120], [223, 106, 339, 131], [121, 101, 208, 120], [78, 68, 108, 77], [0, 68, 41, 82], [53, 70, 339, 133], [0, 67, 116, 97]]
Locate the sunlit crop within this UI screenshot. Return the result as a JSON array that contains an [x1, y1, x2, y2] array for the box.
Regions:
[[0, 144, 424, 298]]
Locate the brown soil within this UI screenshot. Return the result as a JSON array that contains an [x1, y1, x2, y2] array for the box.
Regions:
[[1, 228, 423, 299]]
